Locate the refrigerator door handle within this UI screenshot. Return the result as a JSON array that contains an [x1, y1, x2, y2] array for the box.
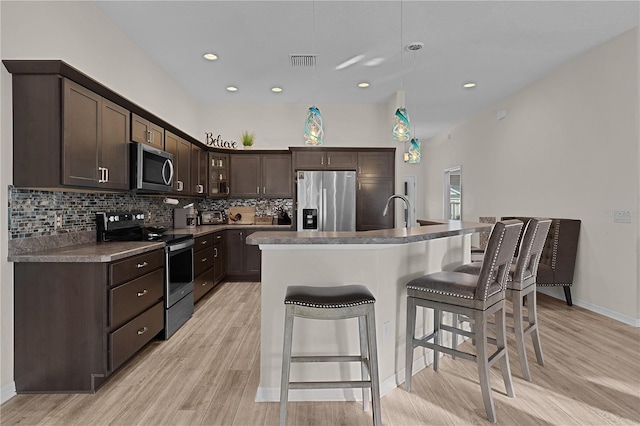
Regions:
[[322, 188, 327, 231]]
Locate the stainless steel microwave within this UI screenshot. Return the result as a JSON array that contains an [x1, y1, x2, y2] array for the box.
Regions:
[[130, 142, 174, 193]]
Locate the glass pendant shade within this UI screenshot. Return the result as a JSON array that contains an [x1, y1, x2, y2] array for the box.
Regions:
[[405, 138, 421, 163], [304, 106, 324, 146], [393, 107, 411, 142]]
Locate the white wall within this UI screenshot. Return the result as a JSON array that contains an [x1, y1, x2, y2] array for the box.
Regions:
[[423, 28, 640, 324]]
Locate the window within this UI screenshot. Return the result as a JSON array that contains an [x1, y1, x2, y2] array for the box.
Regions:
[[444, 166, 462, 220]]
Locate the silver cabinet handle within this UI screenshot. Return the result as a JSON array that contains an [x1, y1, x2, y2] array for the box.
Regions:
[[201, 240, 207, 245], [197, 184, 204, 194], [137, 289, 148, 297], [214, 247, 218, 257], [202, 281, 208, 286], [137, 326, 148, 335], [215, 235, 222, 240], [98, 167, 106, 183], [146, 130, 152, 143], [105, 167, 109, 183], [358, 180, 361, 190], [358, 166, 362, 175], [177, 180, 184, 191], [150, 131, 154, 144], [263, 187, 266, 194], [321, 156, 324, 165], [328, 156, 331, 166], [226, 187, 230, 194], [201, 257, 208, 262], [137, 262, 148, 268], [257, 186, 260, 194]]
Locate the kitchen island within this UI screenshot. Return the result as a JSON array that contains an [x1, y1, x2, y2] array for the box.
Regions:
[[246, 220, 492, 402]]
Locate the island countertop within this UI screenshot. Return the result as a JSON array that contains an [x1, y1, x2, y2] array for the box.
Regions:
[[246, 219, 491, 245]]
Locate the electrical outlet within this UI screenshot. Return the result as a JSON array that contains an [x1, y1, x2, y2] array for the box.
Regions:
[[55, 211, 63, 230], [382, 321, 391, 343]]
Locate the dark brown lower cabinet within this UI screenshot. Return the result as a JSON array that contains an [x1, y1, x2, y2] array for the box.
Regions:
[[194, 234, 215, 303], [226, 229, 261, 281], [14, 250, 164, 393]]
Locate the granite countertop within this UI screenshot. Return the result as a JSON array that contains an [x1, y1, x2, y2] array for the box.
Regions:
[[8, 223, 294, 263], [8, 240, 166, 263], [246, 220, 491, 246]]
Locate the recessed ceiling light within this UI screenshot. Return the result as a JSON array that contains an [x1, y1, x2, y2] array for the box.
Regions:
[[226, 86, 238, 92], [203, 53, 218, 61], [462, 82, 476, 89], [271, 86, 283, 93], [357, 82, 370, 88]]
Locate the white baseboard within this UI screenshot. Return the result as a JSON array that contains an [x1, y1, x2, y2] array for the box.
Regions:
[[537, 288, 640, 327], [255, 349, 436, 402], [1, 381, 16, 404]]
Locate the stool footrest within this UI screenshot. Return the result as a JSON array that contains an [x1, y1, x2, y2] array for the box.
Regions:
[[291, 355, 364, 363], [441, 324, 474, 339], [290, 381, 372, 390]]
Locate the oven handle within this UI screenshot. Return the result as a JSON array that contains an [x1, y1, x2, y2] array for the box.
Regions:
[[166, 238, 194, 252]]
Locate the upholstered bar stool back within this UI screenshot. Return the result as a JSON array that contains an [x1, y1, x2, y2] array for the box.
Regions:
[[405, 220, 523, 423], [454, 218, 552, 381], [279, 285, 381, 426]]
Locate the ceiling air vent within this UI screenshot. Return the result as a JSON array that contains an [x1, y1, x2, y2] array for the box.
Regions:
[[290, 54, 316, 67]]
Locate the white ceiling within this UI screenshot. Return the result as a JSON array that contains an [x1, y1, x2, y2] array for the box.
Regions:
[[93, 1, 638, 139]]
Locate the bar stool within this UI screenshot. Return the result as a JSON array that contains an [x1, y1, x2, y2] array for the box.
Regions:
[[405, 220, 522, 423], [279, 284, 381, 426], [453, 218, 552, 381]]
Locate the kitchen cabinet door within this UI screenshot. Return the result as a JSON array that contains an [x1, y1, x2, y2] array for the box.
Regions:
[[226, 229, 245, 276], [62, 80, 101, 188], [213, 231, 226, 284], [165, 132, 191, 194], [131, 113, 164, 150], [209, 153, 229, 197], [230, 154, 261, 197], [100, 100, 130, 190], [191, 144, 207, 196], [244, 231, 261, 274], [326, 151, 357, 169], [356, 178, 395, 231], [262, 154, 292, 197], [62, 80, 130, 190], [357, 151, 394, 178], [293, 151, 326, 169]]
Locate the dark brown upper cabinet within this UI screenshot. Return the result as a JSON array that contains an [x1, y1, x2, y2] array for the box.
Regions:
[[10, 75, 129, 190], [355, 149, 395, 230], [191, 144, 208, 196], [131, 113, 164, 150], [229, 152, 292, 198], [208, 153, 229, 198], [165, 131, 191, 194], [292, 149, 357, 170], [357, 151, 395, 178]]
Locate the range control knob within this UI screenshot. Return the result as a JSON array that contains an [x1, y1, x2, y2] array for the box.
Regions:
[[109, 216, 115, 222]]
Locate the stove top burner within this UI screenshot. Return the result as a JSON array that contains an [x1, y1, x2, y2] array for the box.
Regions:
[[97, 211, 193, 245]]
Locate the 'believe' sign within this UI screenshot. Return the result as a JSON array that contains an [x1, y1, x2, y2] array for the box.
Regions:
[[205, 133, 238, 149]]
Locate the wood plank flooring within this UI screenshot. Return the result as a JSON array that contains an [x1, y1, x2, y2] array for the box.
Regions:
[[1, 281, 639, 425]]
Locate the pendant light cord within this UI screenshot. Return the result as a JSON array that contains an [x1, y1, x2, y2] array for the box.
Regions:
[[312, 0, 316, 106], [400, 0, 404, 93]]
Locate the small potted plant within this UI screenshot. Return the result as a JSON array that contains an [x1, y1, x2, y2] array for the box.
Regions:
[[241, 131, 255, 149]]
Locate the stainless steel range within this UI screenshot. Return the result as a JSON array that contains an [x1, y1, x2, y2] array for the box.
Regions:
[[96, 211, 194, 339]]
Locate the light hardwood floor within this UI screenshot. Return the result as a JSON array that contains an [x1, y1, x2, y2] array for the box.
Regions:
[[1, 281, 639, 425]]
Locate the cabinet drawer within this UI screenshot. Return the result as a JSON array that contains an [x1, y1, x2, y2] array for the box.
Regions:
[[111, 250, 163, 286], [110, 268, 163, 328], [110, 302, 163, 371], [195, 234, 214, 250], [213, 231, 225, 245], [194, 247, 214, 277], [194, 267, 215, 303]]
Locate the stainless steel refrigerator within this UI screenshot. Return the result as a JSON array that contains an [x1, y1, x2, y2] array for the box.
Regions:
[[296, 170, 356, 231]]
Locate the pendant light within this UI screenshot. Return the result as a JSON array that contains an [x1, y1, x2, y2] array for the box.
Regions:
[[393, 0, 410, 142], [304, 0, 323, 145], [405, 43, 422, 163]]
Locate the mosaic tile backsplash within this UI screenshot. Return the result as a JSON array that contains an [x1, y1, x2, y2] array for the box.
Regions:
[[8, 186, 292, 240]]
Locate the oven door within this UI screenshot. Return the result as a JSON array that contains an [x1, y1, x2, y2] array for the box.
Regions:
[[165, 239, 194, 308]]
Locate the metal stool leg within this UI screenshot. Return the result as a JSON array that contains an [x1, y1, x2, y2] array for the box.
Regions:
[[433, 308, 441, 371], [366, 306, 382, 426], [451, 313, 459, 359], [279, 306, 295, 426], [358, 315, 370, 412], [405, 296, 416, 391]]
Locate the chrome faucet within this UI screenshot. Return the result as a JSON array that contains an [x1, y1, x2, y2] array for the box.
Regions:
[[382, 194, 413, 228]]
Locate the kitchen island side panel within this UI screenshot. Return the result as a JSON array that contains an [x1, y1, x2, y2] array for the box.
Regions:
[[256, 235, 470, 402], [14, 262, 108, 392]]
